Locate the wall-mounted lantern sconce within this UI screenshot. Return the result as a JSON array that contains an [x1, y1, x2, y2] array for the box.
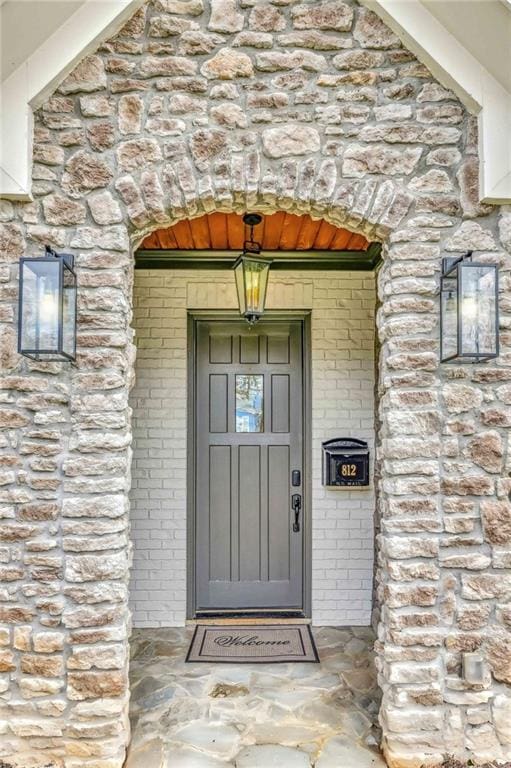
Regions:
[[18, 245, 77, 361], [440, 251, 499, 363], [233, 213, 272, 326]]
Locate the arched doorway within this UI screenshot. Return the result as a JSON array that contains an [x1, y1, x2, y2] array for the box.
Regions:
[[127, 208, 384, 766]]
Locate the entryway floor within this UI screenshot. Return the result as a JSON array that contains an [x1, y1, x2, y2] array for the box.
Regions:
[[126, 626, 386, 768]]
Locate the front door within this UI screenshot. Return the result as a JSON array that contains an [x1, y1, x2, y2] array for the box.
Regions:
[[194, 318, 305, 614]]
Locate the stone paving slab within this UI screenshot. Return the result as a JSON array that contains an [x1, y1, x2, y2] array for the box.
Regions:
[[127, 626, 384, 767]]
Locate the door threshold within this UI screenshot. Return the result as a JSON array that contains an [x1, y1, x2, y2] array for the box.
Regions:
[[195, 610, 306, 619], [187, 616, 311, 626]]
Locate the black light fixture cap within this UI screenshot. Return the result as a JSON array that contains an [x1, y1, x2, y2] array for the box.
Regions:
[[43, 244, 75, 270], [45, 244, 59, 258], [442, 251, 473, 275], [242, 213, 263, 227]]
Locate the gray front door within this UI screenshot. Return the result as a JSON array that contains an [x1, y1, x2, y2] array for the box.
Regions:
[[194, 319, 305, 613]]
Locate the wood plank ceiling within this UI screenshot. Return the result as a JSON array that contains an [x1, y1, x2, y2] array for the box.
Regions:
[[139, 212, 370, 252]]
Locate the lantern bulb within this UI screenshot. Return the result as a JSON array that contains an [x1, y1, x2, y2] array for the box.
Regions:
[[462, 297, 478, 320], [40, 292, 58, 323]]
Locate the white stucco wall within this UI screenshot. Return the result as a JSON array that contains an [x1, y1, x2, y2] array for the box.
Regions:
[[129, 268, 376, 627]]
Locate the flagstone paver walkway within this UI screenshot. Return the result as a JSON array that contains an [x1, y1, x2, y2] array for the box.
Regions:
[[126, 626, 386, 768]]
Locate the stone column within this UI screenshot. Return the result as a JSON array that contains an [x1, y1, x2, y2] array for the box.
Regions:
[[0, 203, 134, 766], [63, 223, 134, 766], [375, 211, 511, 767]]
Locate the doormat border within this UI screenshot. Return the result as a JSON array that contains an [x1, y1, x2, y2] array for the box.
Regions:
[[185, 623, 319, 664]]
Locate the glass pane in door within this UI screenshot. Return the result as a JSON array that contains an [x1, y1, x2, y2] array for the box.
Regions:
[[236, 375, 263, 432]]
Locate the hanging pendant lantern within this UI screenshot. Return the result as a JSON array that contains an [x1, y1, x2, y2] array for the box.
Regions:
[[233, 213, 272, 326], [18, 245, 77, 361], [440, 252, 499, 363]]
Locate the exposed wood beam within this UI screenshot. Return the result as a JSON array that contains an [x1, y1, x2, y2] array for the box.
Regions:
[[135, 244, 382, 272]]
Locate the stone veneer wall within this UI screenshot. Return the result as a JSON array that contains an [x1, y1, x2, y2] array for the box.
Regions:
[[0, 0, 510, 766], [129, 269, 376, 627]]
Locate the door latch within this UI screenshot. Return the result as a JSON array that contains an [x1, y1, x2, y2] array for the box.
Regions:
[[292, 494, 301, 533]]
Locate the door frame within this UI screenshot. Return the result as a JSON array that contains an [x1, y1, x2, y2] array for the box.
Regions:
[[186, 310, 312, 620]]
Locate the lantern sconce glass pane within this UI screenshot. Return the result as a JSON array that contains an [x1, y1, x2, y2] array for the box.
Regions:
[[62, 261, 77, 359], [440, 253, 499, 363], [18, 248, 77, 362], [440, 273, 458, 362], [234, 258, 247, 316]]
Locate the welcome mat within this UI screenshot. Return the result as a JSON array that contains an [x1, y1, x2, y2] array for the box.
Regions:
[[186, 623, 319, 663]]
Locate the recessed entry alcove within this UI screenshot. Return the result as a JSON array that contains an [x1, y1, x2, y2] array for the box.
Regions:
[[129, 210, 381, 628], [126, 208, 383, 763]]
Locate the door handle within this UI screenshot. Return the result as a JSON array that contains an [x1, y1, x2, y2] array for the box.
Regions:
[[292, 494, 301, 533]]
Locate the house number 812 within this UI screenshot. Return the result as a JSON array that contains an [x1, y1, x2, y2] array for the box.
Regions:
[[341, 464, 357, 477]]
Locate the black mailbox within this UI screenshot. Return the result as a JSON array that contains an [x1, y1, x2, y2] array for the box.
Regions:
[[322, 438, 370, 487]]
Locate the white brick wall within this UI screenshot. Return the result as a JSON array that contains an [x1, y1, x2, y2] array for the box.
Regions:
[[129, 269, 376, 627]]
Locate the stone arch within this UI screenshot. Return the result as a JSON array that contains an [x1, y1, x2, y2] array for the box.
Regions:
[[0, 1, 510, 767], [124, 160, 414, 250], [120, 172, 495, 768]]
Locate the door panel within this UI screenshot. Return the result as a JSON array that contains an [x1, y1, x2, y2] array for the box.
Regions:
[[267, 334, 290, 364], [195, 319, 304, 612], [240, 333, 259, 363], [271, 375, 290, 433], [209, 445, 231, 581], [209, 375, 228, 433], [268, 445, 290, 582], [238, 444, 261, 582]]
